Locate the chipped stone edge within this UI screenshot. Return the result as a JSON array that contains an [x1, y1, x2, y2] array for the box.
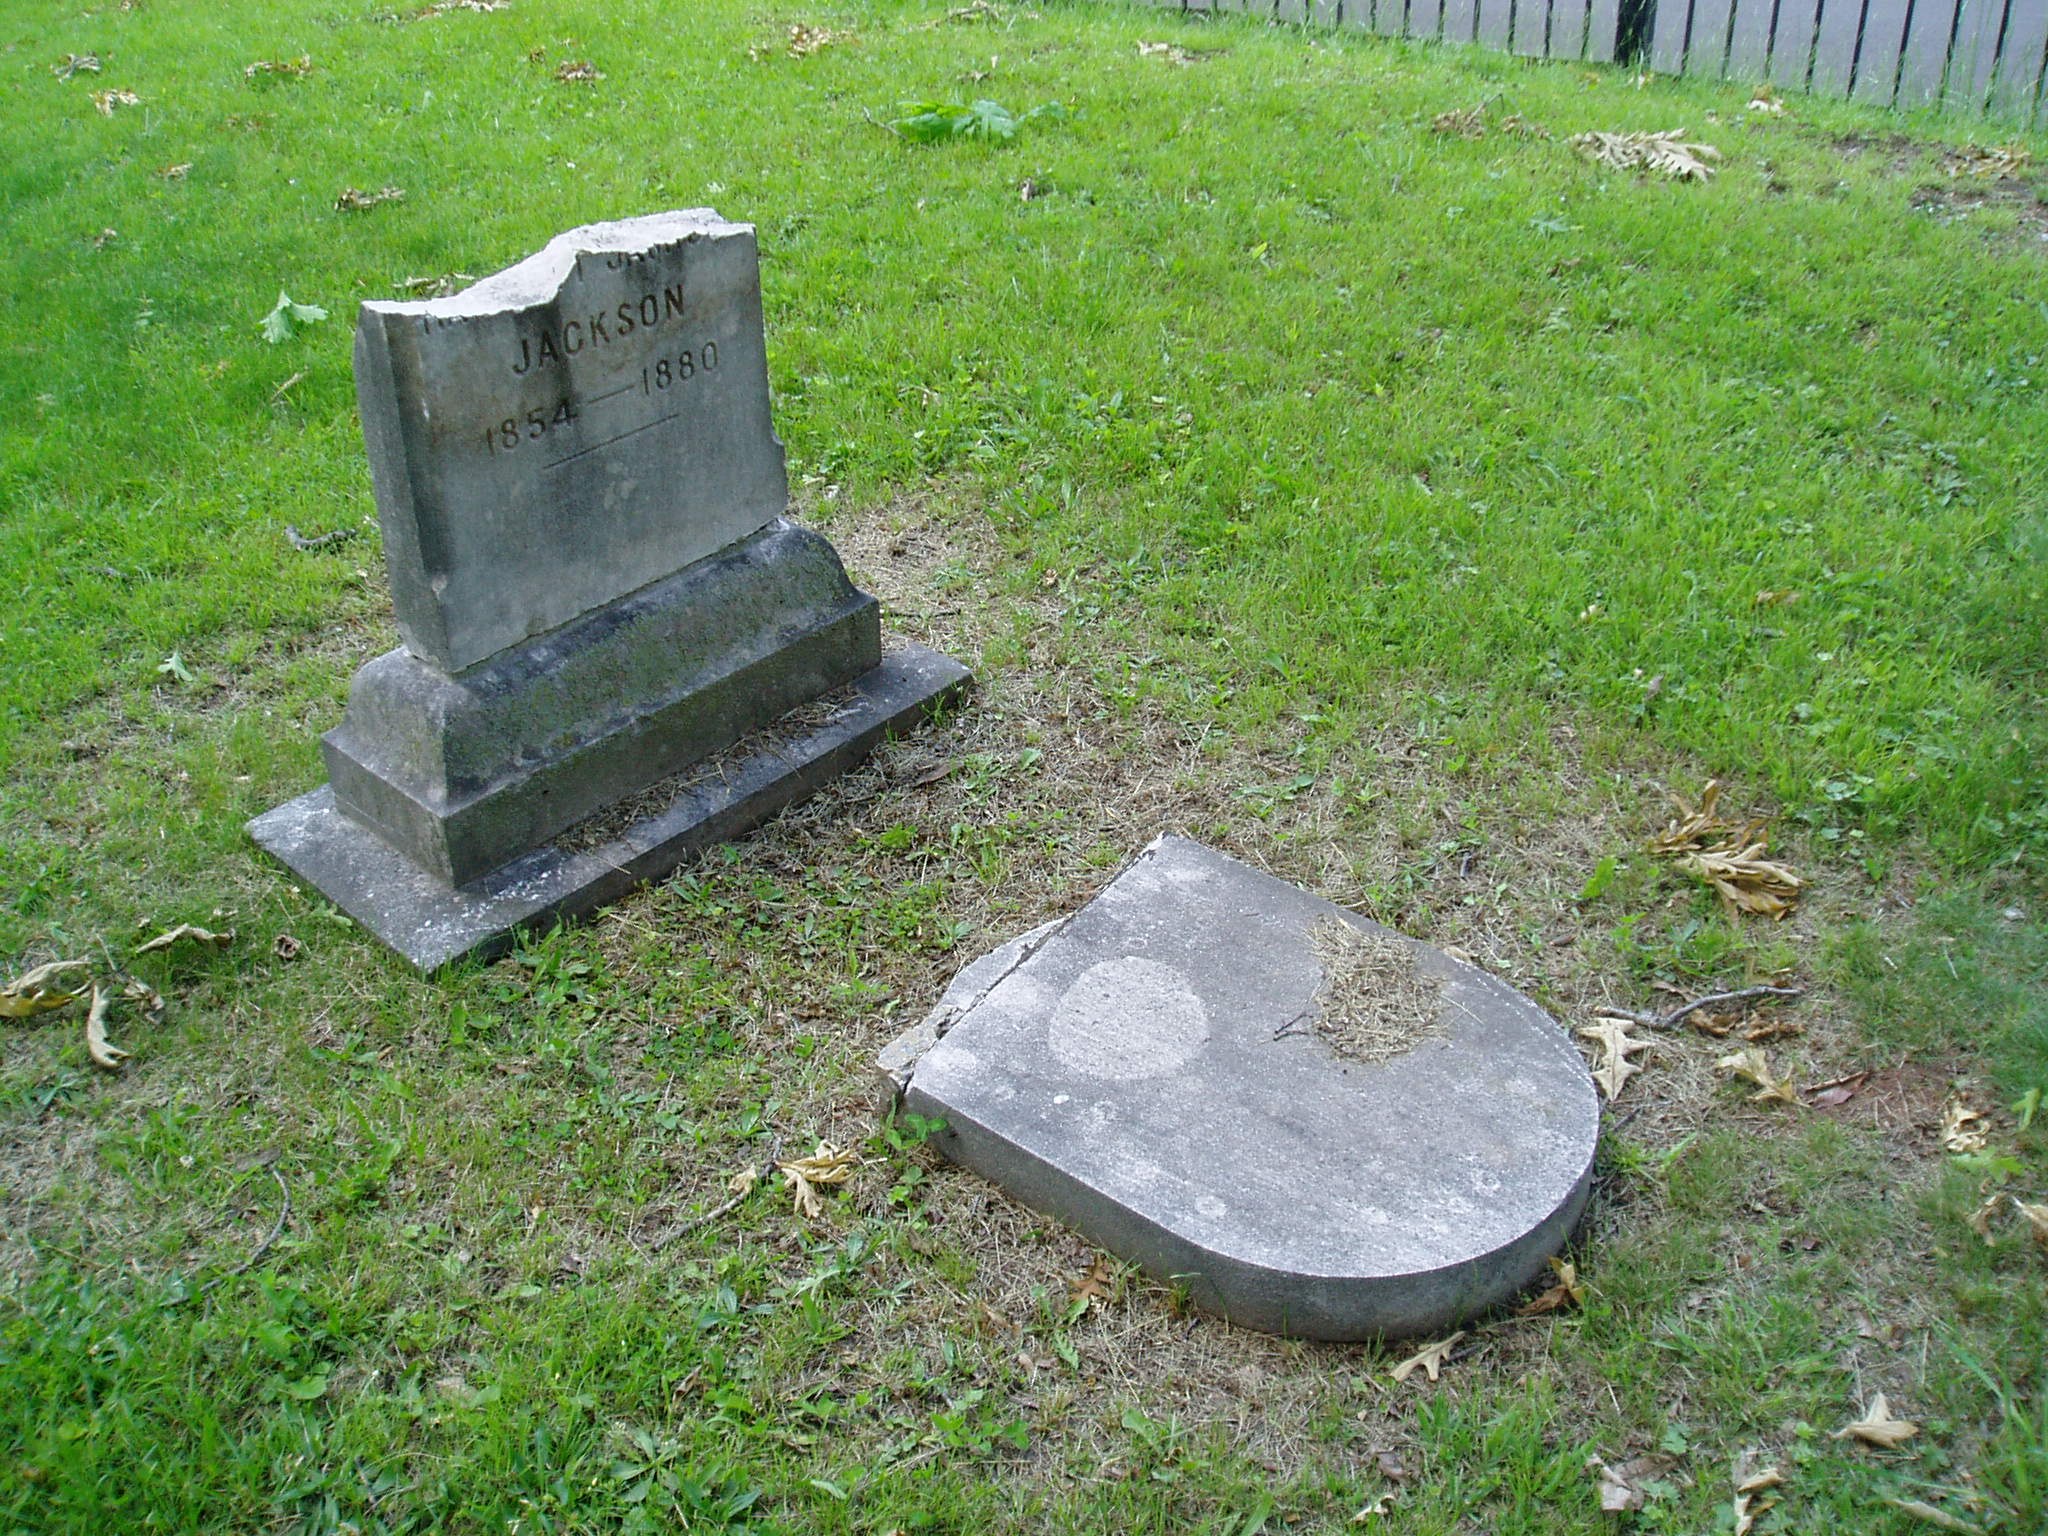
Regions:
[[874, 918, 1060, 1117]]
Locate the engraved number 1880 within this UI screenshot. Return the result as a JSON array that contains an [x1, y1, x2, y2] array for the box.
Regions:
[[642, 341, 719, 394]]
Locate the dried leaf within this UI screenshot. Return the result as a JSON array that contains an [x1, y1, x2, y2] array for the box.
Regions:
[[0, 959, 92, 1019], [1499, 114, 1550, 139], [1390, 1331, 1464, 1384], [1965, 1192, 2005, 1244], [1350, 1492, 1397, 1520], [553, 59, 604, 82], [1716, 1047, 1800, 1105], [136, 923, 235, 954], [1517, 1257, 1586, 1315], [90, 88, 141, 114], [1431, 106, 1488, 139], [1138, 40, 1211, 65], [85, 984, 129, 1070], [2013, 1199, 2048, 1251], [1803, 1071, 1868, 1108], [1068, 1257, 1114, 1307], [156, 161, 192, 180], [1578, 1018, 1653, 1100], [1884, 1499, 1983, 1533], [54, 52, 103, 78], [1832, 1393, 1918, 1449], [1571, 129, 1721, 182], [1584, 1454, 1675, 1514], [1679, 841, 1804, 918], [775, 1141, 857, 1218], [1649, 779, 1736, 854], [725, 1162, 761, 1196], [1943, 143, 2031, 179], [1733, 1461, 1785, 1495], [244, 55, 315, 78], [1745, 89, 1785, 114], [1940, 1098, 1988, 1154], [335, 185, 405, 212], [274, 933, 303, 961], [121, 978, 165, 1019], [784, 23, 846, 56]]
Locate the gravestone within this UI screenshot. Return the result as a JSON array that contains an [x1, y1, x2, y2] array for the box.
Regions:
[[250, 210, 969, 969], [879, 836, 1598, 1340]]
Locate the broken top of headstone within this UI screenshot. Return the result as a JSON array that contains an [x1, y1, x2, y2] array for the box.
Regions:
[[881, 836, 1598, 1341], [355, 209, 783, 672], [249, 212, 968, 968]]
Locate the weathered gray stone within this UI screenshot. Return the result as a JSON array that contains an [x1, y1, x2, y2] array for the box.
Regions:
[[881, 836, 1598, 1341], [324, 519, 878, 885], [252, 646, 970, 972], [249, 210, 970, 965], [355, 209, 784, 674]]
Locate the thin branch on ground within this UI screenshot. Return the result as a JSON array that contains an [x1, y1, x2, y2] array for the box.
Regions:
[[1595, 985, 1803, 1032], [199, 1166, 291, 1294], [649, 1139, 782, 1251]]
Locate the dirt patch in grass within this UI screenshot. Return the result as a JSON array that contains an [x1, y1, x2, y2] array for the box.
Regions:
[[1909, 179, 2048, 252]]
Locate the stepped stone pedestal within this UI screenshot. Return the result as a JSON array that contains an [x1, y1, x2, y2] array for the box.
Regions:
[[251, 211, 968, 969]]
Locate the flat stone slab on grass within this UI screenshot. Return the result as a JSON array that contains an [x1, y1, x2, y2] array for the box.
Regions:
[[882, 835, 1598, 1340]]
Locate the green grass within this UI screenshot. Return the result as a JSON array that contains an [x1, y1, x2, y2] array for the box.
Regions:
[[4, 0, 2047, 1531]]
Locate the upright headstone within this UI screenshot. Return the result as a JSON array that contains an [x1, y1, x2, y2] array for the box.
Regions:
[[880, 836, 1598, 1340], [250, 211, 969, 969]]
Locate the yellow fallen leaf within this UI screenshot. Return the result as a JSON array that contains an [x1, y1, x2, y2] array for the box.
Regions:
[[1833, 1393, 1918, 1449], [1518, 1256, 1587, 1315], [85, 984, 129, 1070], [1717, 1047, 1800, 1105], [1571, 128, 1721, 181], [2013, 1199, 2048, 1252], [1966, 1192, 2006, 1244], [1648, 779, 1738, 854], [1734, 1463, 1785, 1494], [1390, 1331, 1464, 1384], [0, 958, 92, 1018], [1940, 1099, 1988, 1154], [1883, 1498, 1984, 1533], [1680, 842, 1804, 918], [774, 1141, 859, 1219], [1578, 1018, 1653, 1100], [91, 88, 141, 114], [725, 1162, 761, 1197], [136, 923, 234, 954], [122, 978, 165, 1018]]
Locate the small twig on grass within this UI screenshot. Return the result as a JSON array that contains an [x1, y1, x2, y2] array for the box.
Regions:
[[198, 1167, 291, 1294], [285, 524, 357, 551], [649, 1140, 781, 1250], [1595, 985, 1803, 1032]]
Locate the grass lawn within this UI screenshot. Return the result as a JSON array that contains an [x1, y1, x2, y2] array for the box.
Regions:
[[3, 0, 2047, 1530]]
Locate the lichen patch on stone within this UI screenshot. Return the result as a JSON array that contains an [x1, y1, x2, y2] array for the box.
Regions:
[[1308, 918, 1446, 1065]]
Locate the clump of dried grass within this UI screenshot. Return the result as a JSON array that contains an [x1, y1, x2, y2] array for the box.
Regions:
[[1307, 919, 1445, 1066]]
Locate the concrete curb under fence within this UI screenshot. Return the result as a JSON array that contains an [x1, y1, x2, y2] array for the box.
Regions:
[[1152, 0, 2048, 124]]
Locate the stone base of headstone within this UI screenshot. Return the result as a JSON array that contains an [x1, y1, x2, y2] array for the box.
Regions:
[[252, 644, 967, 971], [246, 210, 971, 970], [879, 835, 1599, 1341]]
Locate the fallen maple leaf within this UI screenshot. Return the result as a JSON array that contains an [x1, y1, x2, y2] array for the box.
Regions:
[[1390, 1331, 1464, 1384], [1965, 1192, 2006, 1244], [1517, 1256, 1587, 1315], [774, 1141, 858, 1219], [1717, 1047, 1800, 1105], [1578, 1018, 1653, 1099], [1649, 779, 1738, 854], [90, 88, 141, 114], [1680, 841, 1804, 918], [1833, 1393, 1918, 1449], [1571, 129, 1721, 182], [2013, 1199, 2048, 1252], [1939, 1098, 1988, 1154], [136, 923, 234, 954], [0, 959, 92, 1018]]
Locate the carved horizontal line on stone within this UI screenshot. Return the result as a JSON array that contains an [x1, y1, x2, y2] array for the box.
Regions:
[[544, 409, 680, 469]]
